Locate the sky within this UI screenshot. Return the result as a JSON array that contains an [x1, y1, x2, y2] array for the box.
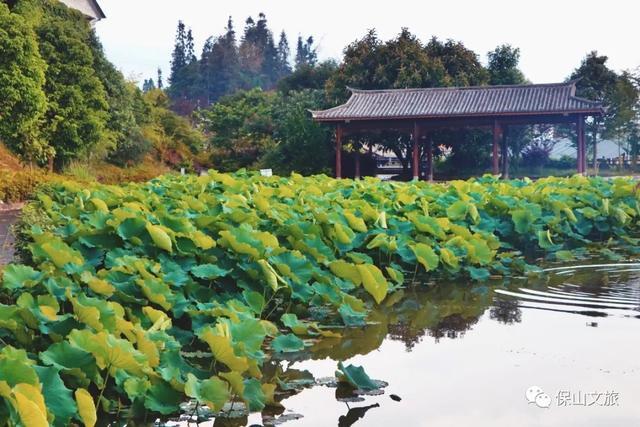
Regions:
[[95, 0, 640, 85]]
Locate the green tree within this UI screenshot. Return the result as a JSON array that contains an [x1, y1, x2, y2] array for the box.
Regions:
[[425, 37, 488, 86], [20, 0, 109, 168], [263, 89, 333, 175], [486, 44, 528, 172], [294, 35, 317, 70], [278, 60, 338, 94], [87, 32, 151, 165], [168, 21, 200, 114], [487, 45, 526, 85], [199, 88, 276, 171], [157, 67, 163, 89], [0, 2, 48, 162], [569, 52, 639, 168], [143, 78, 156, 92], [200, 17, 240, 105], [238, 13, 281, 89], [275, 30, 292, 79]]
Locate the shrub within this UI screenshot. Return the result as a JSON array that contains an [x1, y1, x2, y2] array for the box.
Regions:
[[0, 169, 54, 202]]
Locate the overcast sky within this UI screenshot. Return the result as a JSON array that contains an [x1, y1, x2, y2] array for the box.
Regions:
[[95, 0, 639, 85]]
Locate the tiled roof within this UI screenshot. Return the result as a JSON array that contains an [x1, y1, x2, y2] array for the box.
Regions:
[[311, 82, 603, 121]]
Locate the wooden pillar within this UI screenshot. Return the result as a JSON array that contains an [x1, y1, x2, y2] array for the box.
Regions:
[[412, 122, 420, 181], [354, 145, 361, 180], [335, 124, 343, 179], [577, 115, 585, 175], [501, 126, 510, 179], [427, 134, 434, 182], [492, 120, 502, 175], [593, 122, 598, 175]]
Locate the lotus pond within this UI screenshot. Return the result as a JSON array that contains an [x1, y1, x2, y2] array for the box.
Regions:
[[0, 172, 639, 426]]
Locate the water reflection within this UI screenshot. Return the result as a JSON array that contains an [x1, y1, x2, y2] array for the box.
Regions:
[[154, 263, 640, 426]]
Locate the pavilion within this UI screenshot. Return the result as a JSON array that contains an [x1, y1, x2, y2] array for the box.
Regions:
[[311, 82, 604, 180]]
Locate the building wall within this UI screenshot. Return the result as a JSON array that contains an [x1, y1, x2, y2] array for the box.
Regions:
[[58, 0, 103, 21]]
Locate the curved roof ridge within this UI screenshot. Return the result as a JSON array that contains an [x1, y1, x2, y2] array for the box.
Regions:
[[346, 81, 575, 94]]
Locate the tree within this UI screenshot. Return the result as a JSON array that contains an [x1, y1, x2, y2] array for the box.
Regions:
[[170, 20, 188, 86], [157, 68, 163, 89], [569, 52, 639, 168], [0, 2, 48, 162], [238, 13, 281, 89], [325, 28, 453, 176], [425, 37, 488, 86], [199, 88, 277, 171], [23, 0, 109, 168], [486, 44, 528, 172], [275, 30, 292, 79], [168, 21, 201, 113], [278, 59, 338, 94], [487, 45, 526, 85], [143, 78, 156, 92], [263, 89, 333, 175], [200, 17, 240, 105], [185, 28, 196, 63], [294, 36, 317, 70]]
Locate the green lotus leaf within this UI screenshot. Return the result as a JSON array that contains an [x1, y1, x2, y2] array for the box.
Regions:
[[1, 265, 42, 290], [271, 333, 305, 353], [243, 377, 266, 411], [355, 264, 388, 304], [146, 223, 173, 252], [329, 260, 362, 286], [411, 243, 439, 272], [185, 373, 230, 412], [511, 209, 535, 234], [35, 366, 77, 427], [467, 266, 490, 281], [39, 341, 99, 383], [446, 200, 468, 221], [191, 264, 231, 279], [144, 380, 183, 415], [335, 361, 379, 391]]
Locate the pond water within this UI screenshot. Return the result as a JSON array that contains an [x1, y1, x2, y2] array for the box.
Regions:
[[97, 262, 639, 427], [168, 262, 640, 427]]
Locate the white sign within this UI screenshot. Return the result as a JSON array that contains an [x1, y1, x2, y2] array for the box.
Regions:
[[260, 169, 273, 177]]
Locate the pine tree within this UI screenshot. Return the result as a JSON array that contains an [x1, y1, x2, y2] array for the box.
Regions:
[[275, 30, 292, 80], [169, 21, 187, 86], [295, 35, 317, 70], [186, 28, 196, 63], [200, 16, 240, 104], [157, 68, 163, 89], [239, 13, 279, 88], [142, 78, 156, 92]]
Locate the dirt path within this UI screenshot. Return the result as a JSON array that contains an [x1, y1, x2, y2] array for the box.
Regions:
[[0, 208, 21, 266]]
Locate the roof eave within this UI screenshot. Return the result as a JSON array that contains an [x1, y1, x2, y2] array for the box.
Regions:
[[312, 109, 605, 123]]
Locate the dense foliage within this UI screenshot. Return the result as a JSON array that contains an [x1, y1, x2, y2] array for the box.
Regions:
[[0, 0, 205, 171], [1, 173, 640, 424], [199, 88, 332, 175], [0, 2, 47, 162]]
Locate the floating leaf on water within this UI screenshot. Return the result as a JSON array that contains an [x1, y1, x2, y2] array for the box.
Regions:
[[271, 334, 306, 353], [335, 362, 380, 391]]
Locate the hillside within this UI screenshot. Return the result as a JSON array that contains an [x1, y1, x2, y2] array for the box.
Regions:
[[0, 143, 23, 172]]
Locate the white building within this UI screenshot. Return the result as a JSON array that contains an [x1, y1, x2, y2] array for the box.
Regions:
[[58, 0, 105, 23]]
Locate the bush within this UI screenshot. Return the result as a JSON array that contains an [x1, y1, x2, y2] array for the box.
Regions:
[[0, 169, 54, 202], [11, 200, 54, 264], [106, 129, 153, 167]]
